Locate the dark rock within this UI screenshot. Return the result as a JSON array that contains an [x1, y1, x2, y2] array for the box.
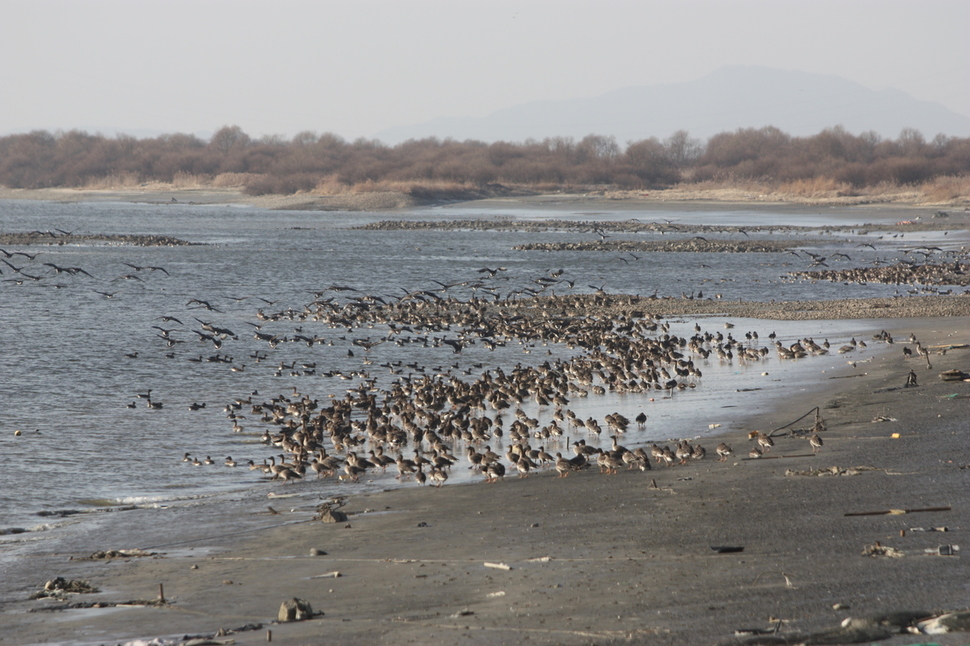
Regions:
[[278, 597, 315, 622]]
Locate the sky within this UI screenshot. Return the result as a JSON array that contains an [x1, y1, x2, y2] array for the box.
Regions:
[[1, 0, 968, 142]]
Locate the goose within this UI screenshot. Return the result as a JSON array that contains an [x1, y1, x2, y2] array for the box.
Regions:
[[485, 461, 506, 483], [429, 466, 448, 487], [555, 453, 573, 478]]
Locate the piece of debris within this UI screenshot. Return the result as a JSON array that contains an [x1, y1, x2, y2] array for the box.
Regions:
[[314, 500, 349, 523], [939, 369, 970, 381], [845, 505, 951, 517], [73, 548, 158, 560], [450, 610, 474, 618], [27, 598, 169, 612], [486, 591, 506, 598], [316, 508, 348, 523], [732, 610, 970, 645], [711, 546, 744, 553], [310, 571, 341, 579], [785, 465, 877, 477], [862, 542, 904, 557], [734, 620, 782, 636], [277, 597, 316, 622], [912, 610, 970, 634], [484, 562, 511, 571], [871, 415, 897, 422], [30, 578, 99, 599], [923, 545, 960, 556]]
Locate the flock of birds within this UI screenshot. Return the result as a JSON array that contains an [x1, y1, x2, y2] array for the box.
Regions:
[[3, 219, 948, 496], [160, 267, 877, 490]]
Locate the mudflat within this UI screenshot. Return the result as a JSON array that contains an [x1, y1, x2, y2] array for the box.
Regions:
[[2, 317, 967, 646]]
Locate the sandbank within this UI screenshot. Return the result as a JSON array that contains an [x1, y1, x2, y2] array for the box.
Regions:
[[1, 184, 967, 216]]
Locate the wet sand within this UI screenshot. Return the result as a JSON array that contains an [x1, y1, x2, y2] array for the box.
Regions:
[[1, 318, 967, 646]]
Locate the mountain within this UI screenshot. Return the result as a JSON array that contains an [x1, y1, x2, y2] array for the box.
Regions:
[[376, 66, 970, 145]]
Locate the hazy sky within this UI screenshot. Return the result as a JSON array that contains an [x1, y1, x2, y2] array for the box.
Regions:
[[2, 0, 968, 141]]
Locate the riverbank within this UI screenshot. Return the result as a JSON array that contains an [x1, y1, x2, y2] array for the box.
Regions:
[[1, 317, 967, 646], [2, 183, 968, 213]]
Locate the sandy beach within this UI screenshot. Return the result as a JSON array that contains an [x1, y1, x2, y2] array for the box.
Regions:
[[1, 189, 967, 645]]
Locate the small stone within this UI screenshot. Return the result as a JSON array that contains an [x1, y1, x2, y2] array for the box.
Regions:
[[309, 548, 327, 556], [317, 509, 348, 523], [278, 597, 315, 622]]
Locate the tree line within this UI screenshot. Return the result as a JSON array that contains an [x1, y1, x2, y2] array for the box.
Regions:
[[0, 125, 967, 195]]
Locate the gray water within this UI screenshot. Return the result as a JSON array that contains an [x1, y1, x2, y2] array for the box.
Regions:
[[0, 198, 960, 602]]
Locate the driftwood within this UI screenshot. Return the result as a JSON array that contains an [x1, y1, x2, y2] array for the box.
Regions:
[[844, 505, 951, 517]]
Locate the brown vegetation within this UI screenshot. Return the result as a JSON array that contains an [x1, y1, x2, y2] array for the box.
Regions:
[[1, 125, 968, 202]]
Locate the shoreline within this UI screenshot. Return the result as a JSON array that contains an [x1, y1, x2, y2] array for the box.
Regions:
[[1, 184, 968, 214], [1, 317, 967, 646]]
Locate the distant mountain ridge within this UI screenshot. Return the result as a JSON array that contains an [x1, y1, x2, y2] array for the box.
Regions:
[[376, 66, 970, 145]]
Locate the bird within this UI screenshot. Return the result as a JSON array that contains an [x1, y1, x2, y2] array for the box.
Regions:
[[555, 453, 574, 478], [429, 466, 448, 487], [715, 443, 733, 462], [414, 464, 428, 486], [485, 461, 506, 483], [756, 432, 774, 453], [809, 433, 823, 453]]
